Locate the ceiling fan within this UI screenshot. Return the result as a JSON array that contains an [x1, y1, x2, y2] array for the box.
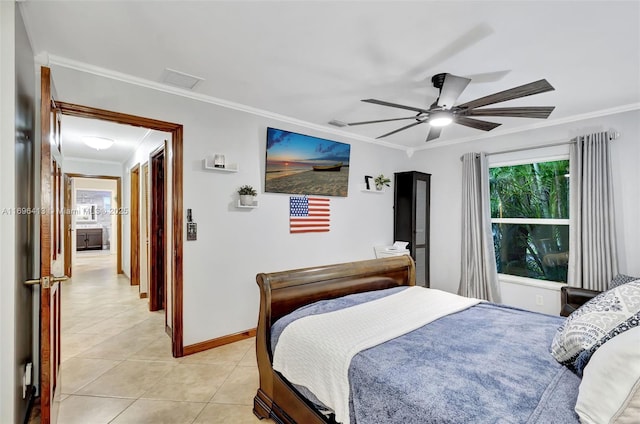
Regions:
[[347, 73, 555, 142]]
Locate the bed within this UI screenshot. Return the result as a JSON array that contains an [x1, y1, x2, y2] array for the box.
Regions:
[[252, 256, 639, 424]]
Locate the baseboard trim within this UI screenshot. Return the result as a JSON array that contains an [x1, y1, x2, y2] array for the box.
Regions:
[[183, 328, 257, 356], [139, 292, 148, 299]]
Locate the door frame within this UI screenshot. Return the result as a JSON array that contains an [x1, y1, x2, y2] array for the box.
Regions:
[[140, 162, 150, 298], [55, 101, 184, 358], [39, 66, 66, 424], [63, 174, 72, 277], [63, 174, 123, 274], [39, 65, 57, 424], [130, 164, 140, 286]]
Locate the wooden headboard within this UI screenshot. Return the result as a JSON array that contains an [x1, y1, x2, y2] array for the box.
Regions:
[[253, 255, 415, 424]]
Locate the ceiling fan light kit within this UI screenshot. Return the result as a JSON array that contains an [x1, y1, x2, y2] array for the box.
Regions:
[[428, 111, 453, 127], [346, 72, 555, 142]]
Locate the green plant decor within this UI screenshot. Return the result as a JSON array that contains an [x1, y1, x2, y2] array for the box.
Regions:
[[374, 174, 391, 190], [238, 185, 257, 196]]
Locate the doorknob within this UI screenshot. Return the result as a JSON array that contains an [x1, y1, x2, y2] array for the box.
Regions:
[[24, 275, 69, 286], [52, 276, 69, 283]]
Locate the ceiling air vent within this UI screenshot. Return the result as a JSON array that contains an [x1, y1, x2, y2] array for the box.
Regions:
[[162, 68, 204, 90]]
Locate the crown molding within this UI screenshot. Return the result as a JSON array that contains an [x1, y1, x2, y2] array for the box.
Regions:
[[46, 54, 639, 155], [47, 54, 406, 151]]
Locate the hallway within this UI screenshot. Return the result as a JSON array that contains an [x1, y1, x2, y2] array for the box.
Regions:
[[57, 253, 263, 423]]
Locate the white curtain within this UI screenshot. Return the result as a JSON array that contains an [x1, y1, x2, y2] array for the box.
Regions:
[[458, 152, 501, 302], [567, 132, 618, 291]]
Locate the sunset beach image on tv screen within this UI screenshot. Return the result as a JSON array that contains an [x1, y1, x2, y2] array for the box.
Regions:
[[265, 127, 350, 197]]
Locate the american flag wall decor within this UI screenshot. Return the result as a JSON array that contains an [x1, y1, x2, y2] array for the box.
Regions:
[[289, 196, 330, 233]]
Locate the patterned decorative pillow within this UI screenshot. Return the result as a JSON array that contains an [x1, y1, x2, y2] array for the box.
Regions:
[[551, 280, 640, 374], [609, 274, 639, 289]]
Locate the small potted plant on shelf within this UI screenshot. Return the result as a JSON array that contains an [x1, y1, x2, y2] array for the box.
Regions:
[[374, 174, 391, 191], [238, 185, 257, 206]]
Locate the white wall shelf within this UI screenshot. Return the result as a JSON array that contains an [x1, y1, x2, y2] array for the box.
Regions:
[[203, 157, 239, 172], [359, 184, 385, 194], [236, 200, 258, 209]]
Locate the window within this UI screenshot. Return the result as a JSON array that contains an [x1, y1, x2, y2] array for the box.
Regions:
[[490, 159, 570, 283]]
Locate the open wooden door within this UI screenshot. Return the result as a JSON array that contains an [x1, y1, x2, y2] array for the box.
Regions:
[[38, 66, 65, 424], [149, 144, 166, 312]]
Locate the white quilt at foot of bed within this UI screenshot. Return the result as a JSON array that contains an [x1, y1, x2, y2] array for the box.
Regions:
[[272, 286, 482, 424]]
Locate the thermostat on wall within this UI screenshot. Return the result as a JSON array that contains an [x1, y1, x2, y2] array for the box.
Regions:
[[187, 222, 197, 241]]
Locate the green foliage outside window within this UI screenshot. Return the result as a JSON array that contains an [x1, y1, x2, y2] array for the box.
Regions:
[[490, 160, 570, 282]]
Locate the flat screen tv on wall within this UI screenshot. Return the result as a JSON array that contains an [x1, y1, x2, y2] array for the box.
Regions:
[[265, 127, 350, 197]]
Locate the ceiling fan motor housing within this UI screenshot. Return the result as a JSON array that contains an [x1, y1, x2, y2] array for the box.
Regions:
[[431, 73, 448, 89]]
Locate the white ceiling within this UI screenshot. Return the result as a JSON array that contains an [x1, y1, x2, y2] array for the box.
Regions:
[[20, 1, 640, 152], [60, 115, 151, 163]]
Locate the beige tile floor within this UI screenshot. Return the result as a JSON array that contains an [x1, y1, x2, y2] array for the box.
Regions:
[[56, 251, 269, 424]]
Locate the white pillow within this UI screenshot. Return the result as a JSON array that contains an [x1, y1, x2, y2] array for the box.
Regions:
[[575, 326, 640, 423]]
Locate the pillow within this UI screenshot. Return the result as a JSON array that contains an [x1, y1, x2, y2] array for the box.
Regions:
[[575, 326, 640, 424], [551, 280, 640, 374], [610, 274, 639, 289]]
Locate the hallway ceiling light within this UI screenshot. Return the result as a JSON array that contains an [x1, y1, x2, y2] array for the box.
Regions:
[[83, 136, 115, 150]]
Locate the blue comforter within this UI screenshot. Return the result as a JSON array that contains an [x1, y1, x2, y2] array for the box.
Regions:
[[272, 287, 581, 424]]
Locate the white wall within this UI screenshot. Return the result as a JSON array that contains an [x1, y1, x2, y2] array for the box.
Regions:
[[183, 128, 404, 344], [499, 278, 563, 316], [181, 116, 408, 345], [50, 65, 408, 346], [408, 110, 640, 313], [0, 2, 17, 422], [64, 157, 123, 177]]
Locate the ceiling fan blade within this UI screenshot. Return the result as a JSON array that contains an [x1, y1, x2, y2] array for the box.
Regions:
[[347, 116, 422, 126], [362, 99, 430, 114], [407, 23, 494, 79], [426, 127, 442, 142], [467, 106, 555, 119], [437, 74, 471, 109], [457, 79, 555, 110], [454, 116, 502, 131], [464, 70, 511, 83], [376, 120, 426, 139]]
